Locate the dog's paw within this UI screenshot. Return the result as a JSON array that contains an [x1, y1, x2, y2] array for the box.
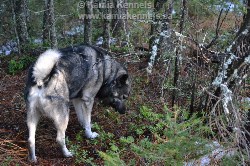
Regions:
[[85, 131, 99, 139], [62, 147, 73, 158], [63, 150, 73, 158], [28, 155, 37, 163]]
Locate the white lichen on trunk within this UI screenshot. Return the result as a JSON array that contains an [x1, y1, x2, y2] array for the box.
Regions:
[[220, 84, 232, 114], [175, 31, 186, 41], [242, 29, 249, 35], [147, 38, 159, 74], [244, 55, 250, 64], [212, 44, 238, 115], [160, 30, 171, 38], [212, 53, 237, 86]]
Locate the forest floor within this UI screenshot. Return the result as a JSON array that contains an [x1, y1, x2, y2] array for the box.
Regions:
[[1, 50, 249, 165], [0, 54, 167, 165]]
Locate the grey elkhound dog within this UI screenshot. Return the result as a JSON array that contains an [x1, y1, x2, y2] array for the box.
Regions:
[[24, 44, 131, 162]]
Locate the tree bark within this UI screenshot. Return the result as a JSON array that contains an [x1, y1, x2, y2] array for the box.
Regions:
[[103, 1, 111, 49], [147, 0, 169, 73], [112, 0, 128, 43], [43, 0, 57, 48], [237, 0, 250, 37], [149, 0, 168, 50], [158, 0, 173, 51], [48, 0, 57, 48], [13, 0, 29, 53], [172, 0, 187, 107], [84, 0, 93, 44], [43, 0, 49, 45], [11, 0, 20, 54]]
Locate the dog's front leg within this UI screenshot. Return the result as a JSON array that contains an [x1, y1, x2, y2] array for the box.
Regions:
[[72, 98, 99, 139], [82, 98, 99, 139]]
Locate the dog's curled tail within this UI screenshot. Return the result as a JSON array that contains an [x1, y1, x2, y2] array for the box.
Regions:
[[32, 49, 61, 87]]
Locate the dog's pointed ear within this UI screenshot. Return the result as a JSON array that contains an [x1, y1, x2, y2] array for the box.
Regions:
[[117, 74, 129, 86]]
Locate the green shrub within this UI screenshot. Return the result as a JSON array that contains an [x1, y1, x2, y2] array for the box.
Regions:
[[8, 56, 35, 75], [69, 105, 238, 165], [98, 151, 126, 166], [70, 143, 94, 165], [99, 105, 213, 165], [1, 156, 13, 166]]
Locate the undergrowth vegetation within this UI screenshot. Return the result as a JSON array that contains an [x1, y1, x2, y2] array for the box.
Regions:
[[67, 104, 240, 165], [8, 56, 36, 75]]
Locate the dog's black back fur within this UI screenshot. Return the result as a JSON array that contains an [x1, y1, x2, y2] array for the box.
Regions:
[[25, 44, 130, 113]]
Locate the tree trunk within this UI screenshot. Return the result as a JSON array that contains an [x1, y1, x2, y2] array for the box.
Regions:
[[158, 0, 173, 49], [43, 0, 57, 48], [172, 0, 187, 107], [147, 0, 169, 73], [11, 0, 20, 54], [149, 0, 168, 50], [103, 1, 111, 49], [43, 0, 49, 45], [210, 0, 250, 158], [237, 0, 250, 37], [84, 0, 93, 44], [112, 0, 128, 44], [13, 0, 29, 53], [49, 0, 57, 48]]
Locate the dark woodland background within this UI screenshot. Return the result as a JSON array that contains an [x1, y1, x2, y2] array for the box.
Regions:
[[0, 0, 250, 165]]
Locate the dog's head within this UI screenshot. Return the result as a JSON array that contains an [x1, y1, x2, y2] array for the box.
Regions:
[[98, 73, 131, 114]]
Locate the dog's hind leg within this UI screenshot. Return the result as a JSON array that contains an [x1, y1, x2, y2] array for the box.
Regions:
[[27, 104, 40, 163], [72, 98, 99, 139], [53, 108, 73, 158]]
